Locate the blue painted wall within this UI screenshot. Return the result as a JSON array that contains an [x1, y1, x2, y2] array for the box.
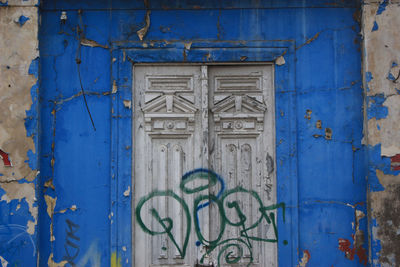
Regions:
[[39, 1, 366, 266]]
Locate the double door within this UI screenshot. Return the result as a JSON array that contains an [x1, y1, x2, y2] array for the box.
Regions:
[[133, 65, 277, 267]]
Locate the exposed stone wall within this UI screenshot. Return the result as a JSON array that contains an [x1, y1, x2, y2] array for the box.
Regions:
[[0, 0, 38, 265], [363, 0, 400, 266]]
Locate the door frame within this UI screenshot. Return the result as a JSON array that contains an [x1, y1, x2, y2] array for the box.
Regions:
[[110, 40, 298, 266]]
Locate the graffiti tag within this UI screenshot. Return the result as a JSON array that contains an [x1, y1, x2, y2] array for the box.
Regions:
[[136, 168, 285, 267]]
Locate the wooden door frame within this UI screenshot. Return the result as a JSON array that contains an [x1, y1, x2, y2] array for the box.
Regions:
[[111, 40, 298, 266]]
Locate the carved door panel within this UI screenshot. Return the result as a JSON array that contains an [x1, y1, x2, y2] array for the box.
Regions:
[[133, 66, 203, 267], [208, 66, 276, 267], [133, 65, 275, 267]]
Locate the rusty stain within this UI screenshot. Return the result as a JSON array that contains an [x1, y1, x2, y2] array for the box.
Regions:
[[325, 128, 332, 140], [44, 178, 55, 190], [137, 10, 151, 41], [316, 120, 322, 129], [240, 56, 248, 61], [298, 250, 311, 267], [296, 31, 321, 50], [338, 237, 367, 265], [305, 109, 312, 120]]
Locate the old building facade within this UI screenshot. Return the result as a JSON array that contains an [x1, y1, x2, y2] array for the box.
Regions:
[[0, 0, 399, 266]]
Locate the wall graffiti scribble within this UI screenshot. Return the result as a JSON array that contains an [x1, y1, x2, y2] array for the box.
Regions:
[[136, 168, 285, 267], [63, 219, 80, 266]]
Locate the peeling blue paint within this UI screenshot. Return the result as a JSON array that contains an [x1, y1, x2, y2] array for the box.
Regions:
[[25, 57, 39, 172], [367, 94, 388, 120], [387, 72, 396, 81], [18, 15, 30, 26], [0, 54, 42, 266], [368, 166, 385, 192], [365, 71, 373, 92], [368, 145, 395, 177], [38, 2, 364, 267], [0, 198, 37, 266], [0, 1, 8, 7], [372, 21, 379, 32], [366, 71, 373, 83], [376, 0, 388, 15], [28, 57, 39, 79]]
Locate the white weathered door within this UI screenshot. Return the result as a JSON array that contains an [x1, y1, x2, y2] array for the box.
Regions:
[[133, 65, 276, 267]]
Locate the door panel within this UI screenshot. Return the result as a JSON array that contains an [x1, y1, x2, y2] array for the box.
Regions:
[[208, 66, 276, 267], [133, 65, 275, 267], [134, 66, 202, 267]]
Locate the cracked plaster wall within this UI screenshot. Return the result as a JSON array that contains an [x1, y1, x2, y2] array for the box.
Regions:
[[0, 0, 39, 266], [363, 0, 400, 266]]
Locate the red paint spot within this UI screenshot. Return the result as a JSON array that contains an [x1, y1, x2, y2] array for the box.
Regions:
[[0, 149, 11, 167], [304, 250, 311, 261], [338, 237, 367, 266], [339, 238, 354, 260], [390, 154, 400, 171]]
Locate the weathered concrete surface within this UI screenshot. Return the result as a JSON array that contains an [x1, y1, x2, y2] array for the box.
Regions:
[[363, 1, 400, 266], [0, 1, 38, 266]]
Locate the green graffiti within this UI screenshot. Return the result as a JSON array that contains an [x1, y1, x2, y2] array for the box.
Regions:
[[135, 169, 285, 267], [193, 194, 225, 246], [135, 190, 191, 258]]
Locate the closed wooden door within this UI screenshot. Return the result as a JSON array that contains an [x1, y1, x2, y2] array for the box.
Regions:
[[133, 65, 276, 267]]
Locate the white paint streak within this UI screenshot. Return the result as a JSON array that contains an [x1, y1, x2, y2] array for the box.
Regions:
[[77, 241, 101, 267], [0, 256, 8, 267]]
